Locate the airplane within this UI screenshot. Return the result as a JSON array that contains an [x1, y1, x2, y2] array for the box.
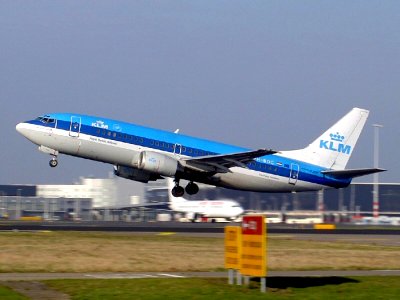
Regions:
[[165, 179, 244, 222], [16, 107, 385, 197]]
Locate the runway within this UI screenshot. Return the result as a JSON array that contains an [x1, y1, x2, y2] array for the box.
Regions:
[[1, 221, 400, 235], [0, 270, 400, 281]]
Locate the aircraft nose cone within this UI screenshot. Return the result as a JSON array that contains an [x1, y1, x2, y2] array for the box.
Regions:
[[16, 123, 23, 133], [16, 123, 28, 137]]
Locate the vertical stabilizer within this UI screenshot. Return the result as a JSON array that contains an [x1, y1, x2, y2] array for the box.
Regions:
[[283, 108, 369, 170], [306, 107, 369, 169]]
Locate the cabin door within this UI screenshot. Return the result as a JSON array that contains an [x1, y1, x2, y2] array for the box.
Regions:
[[69, 116, 81, 137], [289, 163, 300, 185], [173, 144, 182, 157]]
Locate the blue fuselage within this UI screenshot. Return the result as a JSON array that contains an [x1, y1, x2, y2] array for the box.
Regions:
[[17, 113, 351, 192]]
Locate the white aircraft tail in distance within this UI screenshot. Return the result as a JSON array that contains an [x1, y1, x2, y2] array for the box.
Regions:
[[16, 107, 385, 197]]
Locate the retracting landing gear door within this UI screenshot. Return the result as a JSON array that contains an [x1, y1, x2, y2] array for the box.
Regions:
[[69, 116, 81, 137]]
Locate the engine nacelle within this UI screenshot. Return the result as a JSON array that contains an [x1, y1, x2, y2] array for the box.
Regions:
[[138, 151, 178, 177], [114, 165, 159, 183]]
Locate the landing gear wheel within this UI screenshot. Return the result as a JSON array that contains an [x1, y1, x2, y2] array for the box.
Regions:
[[185, 182, 199, 195], [172, 186, 185, 197], [49, 159, 58, 168]]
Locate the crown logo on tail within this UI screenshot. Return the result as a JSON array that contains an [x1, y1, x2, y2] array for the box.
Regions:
[[330, 132, 345, 142]]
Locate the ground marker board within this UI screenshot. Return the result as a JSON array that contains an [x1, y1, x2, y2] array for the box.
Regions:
[[224, 226, 241, 270], [240, 215, 267, 277]]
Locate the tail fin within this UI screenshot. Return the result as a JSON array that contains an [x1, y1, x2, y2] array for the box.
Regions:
[[284, 108, 369, 170]]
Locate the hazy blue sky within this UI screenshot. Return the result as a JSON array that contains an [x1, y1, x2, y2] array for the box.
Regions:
[[1, 1, 399, 184]]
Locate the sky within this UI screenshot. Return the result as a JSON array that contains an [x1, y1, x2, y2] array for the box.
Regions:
[[0, 1, 399, 185]]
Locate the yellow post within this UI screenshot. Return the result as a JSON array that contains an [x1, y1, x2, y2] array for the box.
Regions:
[[225, 226, 241, 284]]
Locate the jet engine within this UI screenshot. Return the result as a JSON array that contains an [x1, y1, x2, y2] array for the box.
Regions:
[[114, 165, 160, 183], [138, 151, 179, 177]]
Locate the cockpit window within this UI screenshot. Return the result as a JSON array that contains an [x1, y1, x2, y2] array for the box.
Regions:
[[36, 116, 55, 124]]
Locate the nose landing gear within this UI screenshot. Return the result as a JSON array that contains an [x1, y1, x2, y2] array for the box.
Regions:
[[49, 156, 58, 168]]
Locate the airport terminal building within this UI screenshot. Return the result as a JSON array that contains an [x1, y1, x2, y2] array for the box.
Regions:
[[0, 177, 144, 220], [150, 182, 400, 215], [0, 176, 399, 220]]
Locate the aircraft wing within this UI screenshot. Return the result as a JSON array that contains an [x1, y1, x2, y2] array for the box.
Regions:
[[181, 148, 278, 173], [321, 168, 386, 179]]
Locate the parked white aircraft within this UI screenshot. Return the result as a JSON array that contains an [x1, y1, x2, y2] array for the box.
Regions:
[[166, 179, 243, 222]]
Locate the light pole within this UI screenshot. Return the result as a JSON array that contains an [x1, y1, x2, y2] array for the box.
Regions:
[[372, 124, 383, 218]]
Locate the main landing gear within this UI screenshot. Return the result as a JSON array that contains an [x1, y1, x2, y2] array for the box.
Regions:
[[172, 183, 184, 197], [185, 181, 199, 195], [171, 179, 199, 197], [49, 156, 58, 168]]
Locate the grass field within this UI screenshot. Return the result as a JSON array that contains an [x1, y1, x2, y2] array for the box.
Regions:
[[1, 276, 400, 300], [41, 276, 400, 299], [0, 231, 399, 299], [0, 286, 28, 300], [0, 231, 400, 272]]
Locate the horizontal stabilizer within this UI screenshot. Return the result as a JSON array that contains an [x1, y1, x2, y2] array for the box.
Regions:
[[321, 168, 386, 179]]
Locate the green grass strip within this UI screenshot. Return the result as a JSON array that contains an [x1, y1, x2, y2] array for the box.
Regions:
[[45, 276, 400, 300], [0, 286, 28, 300]]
